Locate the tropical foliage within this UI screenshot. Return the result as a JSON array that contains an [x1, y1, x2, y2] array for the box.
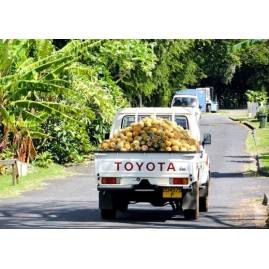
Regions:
[[0, 39, 268, 165]]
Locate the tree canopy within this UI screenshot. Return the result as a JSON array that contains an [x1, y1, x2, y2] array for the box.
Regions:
[[0, 39, 268, 164]]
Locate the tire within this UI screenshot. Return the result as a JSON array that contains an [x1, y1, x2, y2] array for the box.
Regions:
[[206, 105, 211, 113], [199, 175, 210, 212], [183, 209, 199, 220], [100, 209, 116, 220], [199, 196, 209, 212]]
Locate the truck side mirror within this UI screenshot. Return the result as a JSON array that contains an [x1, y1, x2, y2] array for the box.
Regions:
[[202, 133, 211, 146]]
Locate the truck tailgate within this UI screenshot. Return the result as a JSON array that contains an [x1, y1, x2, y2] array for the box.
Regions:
[[94, 151, 201, 178]]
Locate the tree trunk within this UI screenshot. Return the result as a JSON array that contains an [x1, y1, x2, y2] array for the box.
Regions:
[[138, 94, 142, 107]]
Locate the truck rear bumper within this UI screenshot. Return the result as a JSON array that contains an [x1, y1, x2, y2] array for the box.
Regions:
[[97, 185, 133, 191], [98, 188, 185, 210], [97, 184, 192, 193], [98, 185, 192, 208]]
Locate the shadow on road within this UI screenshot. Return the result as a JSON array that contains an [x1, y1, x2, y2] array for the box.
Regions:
[[0, 200, 248, 229], [211, 171, 245, 178], [224, 155, 255, 165]]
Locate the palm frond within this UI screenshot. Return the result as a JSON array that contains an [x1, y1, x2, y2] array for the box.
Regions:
[[13, 100, 82, 123], [37, 101, 80, 114], [0, 74, 16, 85], [0, 40, 11, 75], [41, 59, 75, 80], [17, 57, 35, 70], [60, 39, 103, 56], [230, 39, 267, 52], [34, 40, 55, 60], [45, 79, 71, 87], [15, 80, 72, 97], [0, 106, 18, 134], [19, 40, 101, 77], [29, 131, 52, 139], [0, 40, 31, 74], [65, 63, 94, 77], [10, 39, 31, 56], [20, 110, 45, 123], [21, 55, 73, 78]]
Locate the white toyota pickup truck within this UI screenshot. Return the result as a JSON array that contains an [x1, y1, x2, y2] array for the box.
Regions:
[[94, 107, 211, 220]]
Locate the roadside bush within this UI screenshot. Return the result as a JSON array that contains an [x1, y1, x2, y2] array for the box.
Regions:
[[246, 89, 268, 105], [0, 147, 14, 160], [34, 152, 53, 168], [256, 106, 269, 119], [36, 118, 94, 164], [0, 145, 14, 175]]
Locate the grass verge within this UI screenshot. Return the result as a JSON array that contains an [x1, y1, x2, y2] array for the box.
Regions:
[[0, 163, 76, 198], [230, 114, 269, 175], [260, 153, 269, 173]]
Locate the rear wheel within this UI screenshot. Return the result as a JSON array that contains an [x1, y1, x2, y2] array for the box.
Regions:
[[206, 104, 211, 112], [101, 209, 116, 220], [199, 196, 209, 212], [199, 176, 210, 212], [183, 209, 199, 220]]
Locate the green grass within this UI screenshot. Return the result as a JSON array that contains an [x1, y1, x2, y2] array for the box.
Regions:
[[231, 115, 269, 174], [260, 153, 269, 173], [231, 116, 261, 129], [217, 110, 240, 115], [217, 109, 248, 117], [247, 128, 269, 152], [0, 163, 75, 198]]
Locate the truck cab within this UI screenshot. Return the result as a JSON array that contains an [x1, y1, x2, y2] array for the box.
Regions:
[[171, 94, 202, 122], [173, 87, 219, 113]]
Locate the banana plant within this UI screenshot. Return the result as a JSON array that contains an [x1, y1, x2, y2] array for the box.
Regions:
[[0, 39, 100, 163], [229, 39, 268, 52]]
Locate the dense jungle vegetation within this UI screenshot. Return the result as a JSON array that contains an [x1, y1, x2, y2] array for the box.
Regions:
[[0, 39, 268, 164]]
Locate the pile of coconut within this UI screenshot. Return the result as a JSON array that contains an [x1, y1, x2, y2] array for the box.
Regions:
[[99, 116, 200, 152]]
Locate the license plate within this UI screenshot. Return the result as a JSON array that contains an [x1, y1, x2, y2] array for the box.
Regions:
[[162, 187, 182, 198]]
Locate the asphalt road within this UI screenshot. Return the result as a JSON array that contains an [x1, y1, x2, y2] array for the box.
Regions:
[[0, 112, 269, 229]]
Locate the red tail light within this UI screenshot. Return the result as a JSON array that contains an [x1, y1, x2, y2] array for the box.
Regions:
[[172, 178, 188, 185], [101, 177, 119, 184]]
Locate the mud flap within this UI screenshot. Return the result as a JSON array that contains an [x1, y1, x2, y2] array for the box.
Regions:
[[182, 183, 199, 211], [182, 192, 197, 210], [99, 191, 114, 209]]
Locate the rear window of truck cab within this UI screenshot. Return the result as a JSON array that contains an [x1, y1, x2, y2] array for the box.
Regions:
[[121, 115, 189, 130], [172, 97, 198, 107]]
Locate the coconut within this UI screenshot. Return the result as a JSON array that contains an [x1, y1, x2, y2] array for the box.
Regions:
[[98, 116, 200, 152]]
